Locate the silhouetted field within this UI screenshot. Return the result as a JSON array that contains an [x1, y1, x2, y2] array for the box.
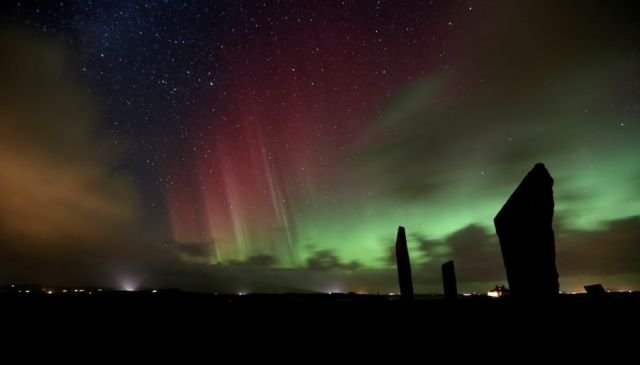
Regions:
[[3, 292, 639, 353]]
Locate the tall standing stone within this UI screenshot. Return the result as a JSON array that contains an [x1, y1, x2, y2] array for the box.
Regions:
[[395, 226, 414, 300], [442, 260, 457, 300], [494, 163, 559, 297]]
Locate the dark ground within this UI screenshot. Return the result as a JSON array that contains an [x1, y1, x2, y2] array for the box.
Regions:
[[3, 292, 639, 354]]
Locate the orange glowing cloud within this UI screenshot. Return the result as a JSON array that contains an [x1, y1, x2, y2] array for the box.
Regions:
[[0, 30, 138, 242]]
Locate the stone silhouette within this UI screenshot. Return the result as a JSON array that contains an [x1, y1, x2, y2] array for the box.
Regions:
[[441, 260, 457, 300], [395, 226, 414, 300], [494, 163, 559, 297]]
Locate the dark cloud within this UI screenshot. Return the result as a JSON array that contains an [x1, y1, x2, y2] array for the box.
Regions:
[[379, 225, 504, 287], [168, 240, 278, 268], [384, 245, 395, 266], [404, 216, 640, 289], [226, 254, 277, 268], [410, 233, 443, 259], [443, 225, 505, 282], [404, 225, 505, 284], [173, 242, 216, 264], [244, 254, 277, 267], [557, 215, 640, 277], [307, 250, 362, 272], [381, 232, 442, 266], [554, 190, 589, 204]]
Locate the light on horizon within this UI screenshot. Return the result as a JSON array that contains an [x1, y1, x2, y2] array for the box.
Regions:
[[119, 277, 139, 292]]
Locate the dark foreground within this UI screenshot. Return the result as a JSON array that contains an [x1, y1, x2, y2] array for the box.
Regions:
[[4, 292, 639, 354]]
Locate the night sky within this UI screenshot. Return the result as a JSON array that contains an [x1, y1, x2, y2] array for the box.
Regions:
[[1, 1, 639, 293]]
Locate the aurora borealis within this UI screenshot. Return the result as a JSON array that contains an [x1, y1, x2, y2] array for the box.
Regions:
[[1, 1, 639, 293]]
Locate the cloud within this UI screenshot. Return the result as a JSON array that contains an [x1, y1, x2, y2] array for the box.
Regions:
[[244, 254, 277, 267], [403, 215, 640, 289], [557, 215, 640, 277], [382, 243, 396, 266], [401, 225, 505, 284], [442, 225, 505, 282], [410, 233, 446, 261], [172, 241, 217, 264], [0, 30, 139, 242], [226, 254, 278, 268], [0, 30, 143, 287], [379, 225, 504, 286], [307, 250, 362, 271], [349, 0, 640, 202]]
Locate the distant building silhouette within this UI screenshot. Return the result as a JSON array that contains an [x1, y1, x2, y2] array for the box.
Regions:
[[494, 163, 559, 297], [487, 285, 510, 298], [395, 226, 414, 301], [441, 260, 457, 300], [584, 284, 606, 296]]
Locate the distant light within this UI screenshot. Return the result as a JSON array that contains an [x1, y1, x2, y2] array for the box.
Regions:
[[151, 289, 158, 293], [487, 291, 499, 298], [120, 278, 139, 292], [10, 284, 14, 288], [388, 292, 396, 296], [237, 292, 246, 296], [463, 293, 472, 297], [97, 288, 103, 292], [74, 289, 79, 293], [62, 289, 67, 293], [25, 290, 30, 294], [47, 290, 53, 295]]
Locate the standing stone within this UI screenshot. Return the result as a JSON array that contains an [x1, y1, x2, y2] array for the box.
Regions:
[[395, 226, 414, 300], [442, 260, 457, 300], [494, 163, 559, 297]]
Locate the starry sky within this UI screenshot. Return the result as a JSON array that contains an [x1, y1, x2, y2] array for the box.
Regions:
[[1, 0, 639, 293]]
